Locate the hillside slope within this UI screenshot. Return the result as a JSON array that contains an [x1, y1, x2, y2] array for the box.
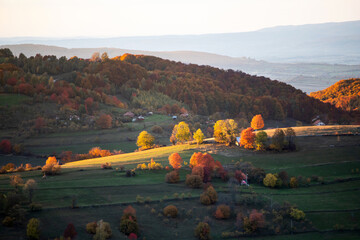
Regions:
[[310, 78, 360, 111], [0, 48, 356, 131], [3, 44, 360, 93]]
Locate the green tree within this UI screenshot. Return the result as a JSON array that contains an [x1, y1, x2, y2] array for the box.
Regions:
[[193, 128, 205, 144], [27, 218, 40, 240], [136, 131, 155, 149], [285, 127, 296, 150], [213, 119, 238, 145], [171, 122, 191, 144], [254, 131, 268, 150], [271, 129, 285, 151]]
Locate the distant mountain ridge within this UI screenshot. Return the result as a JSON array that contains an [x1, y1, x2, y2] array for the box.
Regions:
[[2, 43, 360, 93], [1, 20, 360, 64]]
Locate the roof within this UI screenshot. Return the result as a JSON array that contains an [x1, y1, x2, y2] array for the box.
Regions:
[[124, 112, 135, 117]]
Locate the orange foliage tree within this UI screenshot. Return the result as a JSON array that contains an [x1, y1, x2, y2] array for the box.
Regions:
[[251, 114, 264, 130], [189, 152, 216, 171], [240, 127, 255, 149], [168, 153, 183, 170], [96, 114, 112, 129]]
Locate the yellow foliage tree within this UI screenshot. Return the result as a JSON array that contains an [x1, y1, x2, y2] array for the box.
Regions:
[[136, 131, 155, 149], [171, 122, 191, 144], [251, 114, 265, 130], [193, 128, 205, 144], [213, 119, 238, 145]]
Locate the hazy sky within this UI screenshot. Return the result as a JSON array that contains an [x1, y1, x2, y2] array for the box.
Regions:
[[1, 0, 359, 38]]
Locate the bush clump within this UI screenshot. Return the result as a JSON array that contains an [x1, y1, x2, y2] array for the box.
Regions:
[[86, 222, 97, 234], [186, 174, 203, 188], [151, 125, 163, 134], [194, 222, 210, 240], [27, 218, 40, 240], [290, 208, 305, 221], [215, 204, 231, 219], [94, 220, 112, 239], [29, 203, 42, 212], [290, 177, 299, 188], [163, 205, 178, 218], [165, 170, 180, 183], [200, 186, 217, 205], [120, 208, 139, 236], [263, 173, 277, 188]]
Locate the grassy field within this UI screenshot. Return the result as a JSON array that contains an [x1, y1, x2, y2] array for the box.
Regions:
[[0, 134, 360, 239], [0, 93, 31, 107]]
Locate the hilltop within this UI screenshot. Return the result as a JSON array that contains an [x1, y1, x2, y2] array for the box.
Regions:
[[310, 78, 360, 112]]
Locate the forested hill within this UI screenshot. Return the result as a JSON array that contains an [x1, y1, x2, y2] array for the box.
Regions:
[[0, 48, 356, 125], [310, 78, 360, 112]]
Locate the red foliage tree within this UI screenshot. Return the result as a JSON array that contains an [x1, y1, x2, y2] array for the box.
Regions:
[[249, 209, 265, 228], [63, 223, 77, 239], [240, 127, 255, 149], [34, 117, 45, 130], [235, 170, 246, 183], [124, 205, 136, 216], [0, 139, 12, 154], [85, 97, 94, 114], [168, 153, 183, 170], [96, 114, 112, 129]]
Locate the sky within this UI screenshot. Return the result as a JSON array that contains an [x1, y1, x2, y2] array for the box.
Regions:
[[0, 0, 360, 38]]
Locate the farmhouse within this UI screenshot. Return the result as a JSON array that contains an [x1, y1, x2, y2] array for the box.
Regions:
[[313, 119, 325, 126]]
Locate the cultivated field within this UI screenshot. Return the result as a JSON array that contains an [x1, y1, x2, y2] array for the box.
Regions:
[[0, 134, 359, 239]]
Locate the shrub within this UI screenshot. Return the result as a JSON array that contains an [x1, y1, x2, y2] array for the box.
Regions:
[[243, 210, 265, 234], [263, 173, 277, 188], [101, 162, 112, 169], [290, 208, 305, 221], [128, 233, 138, 240], [163, 205, 178, 218], [215, 205, 231, 219], [42, 156, 61, 175], [3, 163, 15, 171], [94, 220, 112, 239], [151, 125, 163, 134], [120, 219, 139, 235], [192, 166, 204, 181], [64, 223, 77, 239], [289, 177, 298, 188], [278, 171, 289, 186], [27, 218, 40, 240], [86, 222, 97, 234], [124, 205, 136, 216], [29, 203, 42, 212], [2, 216, 15, 227], [126, 170, 136, 177], [235, 170, 246, 183], [186, 174, 203, 188], [194, 222, 210, 240], [165, 170, 180, 183], [0, 139, 12, 154], [200, 186, 217, 205]]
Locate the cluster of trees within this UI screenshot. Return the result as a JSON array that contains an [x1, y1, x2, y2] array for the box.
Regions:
[[310, 78, 360, 112], [1, 48, 356, 127]]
